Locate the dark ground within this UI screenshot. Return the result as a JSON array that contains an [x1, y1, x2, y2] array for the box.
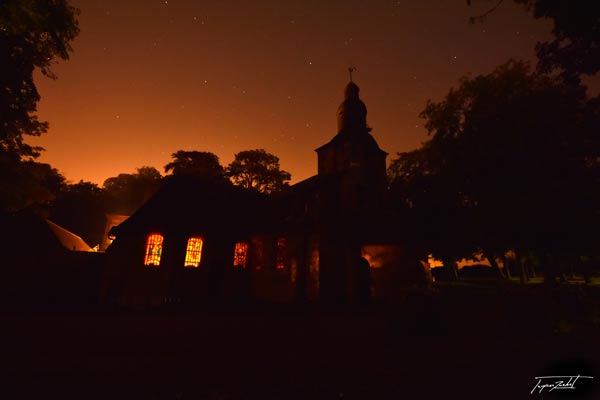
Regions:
[[1, 283, 599, 399]]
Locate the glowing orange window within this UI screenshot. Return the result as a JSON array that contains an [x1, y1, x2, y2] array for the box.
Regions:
[[144, 233, 164, 266], [184, 237, 203, 267], [276, 237, 286, 269], [233, 242, 249, 268]]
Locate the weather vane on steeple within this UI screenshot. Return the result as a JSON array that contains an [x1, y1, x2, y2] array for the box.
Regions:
[[348, 66, 356, 82]]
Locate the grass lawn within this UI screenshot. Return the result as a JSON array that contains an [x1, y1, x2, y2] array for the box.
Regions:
[[1, 283, 599, 399]]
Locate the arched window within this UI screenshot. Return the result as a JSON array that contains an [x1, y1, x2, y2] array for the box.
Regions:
[[184, 237, 204, 267], [144, 233, 164, 266], [233, 242, 249, 268]]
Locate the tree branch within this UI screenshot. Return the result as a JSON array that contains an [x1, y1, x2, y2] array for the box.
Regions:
[[468, 0, 505, 23]]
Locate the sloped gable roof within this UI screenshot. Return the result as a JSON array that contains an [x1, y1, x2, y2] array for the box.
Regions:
[[111, 176, 269, 238]]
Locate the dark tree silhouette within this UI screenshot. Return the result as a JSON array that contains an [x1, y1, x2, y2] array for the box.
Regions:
[[469, 0, 600, 83], [49, 181, 106, 247], [226, 149, 291, 194], [0, 0, 79, 161], [103, 166, 162, 215], [521, 0, 600, 83], [0, 0, 79, 214], [389, 60, 599, 282], [388, 145, 475, 280], [0, 160, 66, 212], [164, 150, 224, 179]]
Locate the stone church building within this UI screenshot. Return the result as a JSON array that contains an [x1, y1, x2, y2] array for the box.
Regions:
[[101, 80, 427, 307]]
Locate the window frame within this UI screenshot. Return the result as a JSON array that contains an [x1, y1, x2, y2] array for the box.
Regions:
[[184, 236, 204, 268], [144, 233, 164, 267], [233, 242, 249, 268]]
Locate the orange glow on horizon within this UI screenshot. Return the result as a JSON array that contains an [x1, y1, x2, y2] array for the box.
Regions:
[[30, 2, 554, 187]]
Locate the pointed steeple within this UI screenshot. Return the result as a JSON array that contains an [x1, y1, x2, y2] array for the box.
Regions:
[[336, 77, 368, 133]]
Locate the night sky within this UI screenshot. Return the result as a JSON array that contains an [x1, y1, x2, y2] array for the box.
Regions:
[[31, 0, 555, 185]]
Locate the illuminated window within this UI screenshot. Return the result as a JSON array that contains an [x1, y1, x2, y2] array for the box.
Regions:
[[184, 237, 204, 267], [144, 233, 164, 266], [233, 242, 249, 268], [276, 237, 286, 269]]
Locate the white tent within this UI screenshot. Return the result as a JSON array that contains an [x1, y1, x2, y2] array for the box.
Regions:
[[45, 219, 93, 252]]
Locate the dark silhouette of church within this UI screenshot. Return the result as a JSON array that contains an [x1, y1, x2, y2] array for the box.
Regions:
[[101, 79, 427, 307]]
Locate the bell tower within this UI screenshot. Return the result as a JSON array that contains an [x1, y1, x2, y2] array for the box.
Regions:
[[315, 73, 389, 304], [315, 76, 388, 203]]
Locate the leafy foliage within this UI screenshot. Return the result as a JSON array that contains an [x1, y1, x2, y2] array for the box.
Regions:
[[469, 0, 600, 83], [226, 149, 291, 194], [49, 181, 107, 246], [164, 150, 224, 179], [515, 0, 600, 83], [389, 60, 599, 263], [0, 158, 66, 212], [103, 166, 162, 215], [0, 0, 80, 160]]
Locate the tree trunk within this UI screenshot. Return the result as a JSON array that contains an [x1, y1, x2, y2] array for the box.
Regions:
[[543, 254, 558, 285], [557, 257, 568, 283], [580, 258, 592, 284], [526, 258, 536, 278], [514, 250, 527, 285], [484, 250, 505, 280], [441, 256, 459, 281], [500, 254, 512, 280], [567, 256, 576, 280]]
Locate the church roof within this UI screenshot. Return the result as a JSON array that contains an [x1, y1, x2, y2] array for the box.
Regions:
[[315, 131, 388, 155], [289, 174, 320, 192], [110, 176, 269, 239]]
